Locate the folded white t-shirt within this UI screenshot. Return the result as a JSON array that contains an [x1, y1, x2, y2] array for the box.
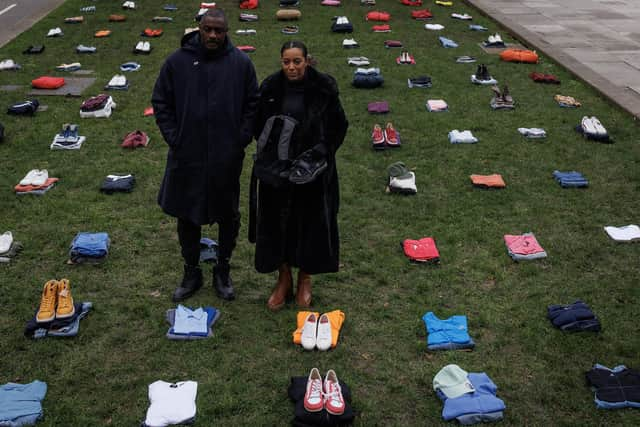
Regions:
[[604, 225, 640, 242], [144, 380, 198, 427]]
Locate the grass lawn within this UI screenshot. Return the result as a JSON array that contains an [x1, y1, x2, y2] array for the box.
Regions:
[[1, 0, 639, 425]]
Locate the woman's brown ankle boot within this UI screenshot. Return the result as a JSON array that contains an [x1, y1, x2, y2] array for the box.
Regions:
[[267, 264, 293, 311], [296, 270, 312, 308]]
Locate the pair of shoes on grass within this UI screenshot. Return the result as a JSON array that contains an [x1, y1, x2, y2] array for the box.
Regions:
[[372, 123, 399, 149], [301, 313, 332, 351], [304, 368, 345, 415], [36, 279, 75, 323]]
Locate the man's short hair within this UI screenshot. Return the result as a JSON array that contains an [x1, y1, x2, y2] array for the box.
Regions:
[[201, 8, 227, 26]]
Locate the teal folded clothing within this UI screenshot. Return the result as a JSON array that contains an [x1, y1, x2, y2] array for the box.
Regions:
[[423, 312, 474, 350]]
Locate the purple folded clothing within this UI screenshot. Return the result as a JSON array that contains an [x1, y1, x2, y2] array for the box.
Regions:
[[368, 101, 389, 114]]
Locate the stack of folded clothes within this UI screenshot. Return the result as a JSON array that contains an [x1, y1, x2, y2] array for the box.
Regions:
[[0, 231, 23, 263], [412, 9, 433, 20], [603, 224, 640, 242], [482, 33, 505, 47], [434, 365, 506, 424], [200, 237, 218, 263], [503, 232, 547, 261], [100, 174, 135, 194], [384, 39, 403, 48], [105, 74, 128, 90], [321, 0, 341, 6], [407, 75, 432, 88], [165, 305, 220, 340], [342, 38, 359, 48], [7, 99, 40, 116], [0, 59, 21, 70], [352, 67, 383, 88], [530, 72, 560, 84], [517, 127, 546, 138], [456, 55, 476, 63], [68, 232, 110, 264], [332, 16, 353, 33], [0, 381, 47, 425], [449, 130, 478, 144], [239, 13, 259, 22], [31, 76, 65, 89], [439, 36, 458, 48], [554, 94, 580, 108], [585, 364, 640, 409], [423, 312, 475, 351], [121, 130, 150, 148], [15, 169, 58, 195], [80, 94, 116, 118], [23, 45, 45, 54], [402, 237, 439, 263], [347, 56, 369, 66], [490, 85, 514, 109], [552, 170, 588, 188], [388, 162, 416, 194], [372, 24, 391, 33], [55, 62, 81, 71], [50, 123, 86, 150], [24, 279, 92, 339], [470, 174, 505, 189], [577, 116, 609, 142], [547, 300, 601, 332], [425, 23, 444, 30], [367, 101, 389, 114], [426, 99, 448, 112]]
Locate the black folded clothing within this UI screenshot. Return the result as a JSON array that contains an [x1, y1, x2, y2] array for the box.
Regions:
[[7, 99, 39, 115], [23, 45, 45, 54], [408, 75, 432, 88], [332, 23, 353, 33], [288, 376, 355, 426], [547, 300, 601, 332], [100, 174, 135, 194], [24, 302, 84, 337]]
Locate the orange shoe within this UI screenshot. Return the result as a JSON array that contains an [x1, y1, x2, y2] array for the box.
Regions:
[[372, 124, 385, 150], [56, 278, 75, 319], [384, 122, 399, 146], [36, 280, 58, 323]]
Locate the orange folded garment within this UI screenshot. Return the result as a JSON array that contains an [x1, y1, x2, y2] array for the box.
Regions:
[[293, 311, 319, 345], [470, 174, 506, 188], [94, 30, 112, 37], [14, 177, 59, 192], [500, 49, 538, 64], [31, 76, 65, 89]]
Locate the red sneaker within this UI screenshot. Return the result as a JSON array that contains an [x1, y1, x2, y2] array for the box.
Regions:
[[384, 122, 399, 146], [304, 368, 324, 412], [372, 124, 385, 149], [324, 370, 345, 415]]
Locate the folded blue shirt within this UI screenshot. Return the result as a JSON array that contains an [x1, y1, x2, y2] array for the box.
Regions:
[[0, 380, 47, 426], [439, 373, 506, 420], [70, 232, 110, 257], [423, 312, 472, 346], [439, 36, 458, 48]]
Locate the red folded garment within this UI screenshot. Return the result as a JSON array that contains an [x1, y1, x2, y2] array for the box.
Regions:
[[403, 237, 439, 263], [239, 0, 258, 9], [529, 72, 560, 84], [366, 11, 391, 22], [384, 40, 403, 47], [372, 24, 390, 32], [401, 0, 422, 5], [237, 45, 256, 52], [411, 9, 433, 19], [31, 76, 65, 89]]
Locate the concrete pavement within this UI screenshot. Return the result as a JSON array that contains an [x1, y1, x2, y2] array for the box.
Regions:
[[0, 0, 66, 48], [466, 0, 640, 119]]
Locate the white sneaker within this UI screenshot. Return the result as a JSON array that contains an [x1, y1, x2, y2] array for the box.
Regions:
[[31, 170, 49, 186], [493, 34, 503, 44], [0, 231, 12, 253], [389, 172, 417, 194], [108, 75, 120, 86], [487, 35, 496, 44], [135, 41, 144, 51], [143, 41, 151, 52], [301, 313, 318, 350], [342, 38, 358, 47], [591, 116, 607, 136], [581, 116, 597, 135], [20, 169, 40, 186], [315, 313, 332, 351]]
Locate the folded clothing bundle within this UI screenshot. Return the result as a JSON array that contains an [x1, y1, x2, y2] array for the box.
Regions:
[[68, 232, 110, 264], [367, 101, 389, 114], [332, 16, 353, 33], [500, 48, 538, 63], [412, 9, 432, 20], [403, 237, 438, 263], [470, 173, 505, 189], [517, 127, 546, 138], [166, 305, 220, 339], [530, 71, 560, 84], [0, 381, 47, 426], [100, 174, 135, 194], [439, 36, 458, 48], [552, 170, 588, 188], [547, 300, 600, 332], [586, 364, 640, 410], [407, 75, 432, 88], [427, 99, 448, 112], [25, 302, 92, 339], [352, 67, 383, 88], [554, 94, 580, 108], [388, 162, 416, 194], [15, 177, 58, 195], [603, 224, 640, 242], [80, 94, 116, 118], [31, 76, 65, 89], [423, 312, 475, 351], [449, 130, 477, 144], [7, 99, 39, 115], [276, 9, 301, 20], [384, 39, 402, 48], [366, 11, 390, 21], [504, 232, 547, 261]]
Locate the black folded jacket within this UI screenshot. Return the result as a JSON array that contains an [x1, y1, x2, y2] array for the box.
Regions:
[[288, 376, 355, 426]]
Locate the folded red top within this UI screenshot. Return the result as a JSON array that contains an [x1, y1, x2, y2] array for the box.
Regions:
[[366, 11, 391, 22], [31, 76, 65, 89]]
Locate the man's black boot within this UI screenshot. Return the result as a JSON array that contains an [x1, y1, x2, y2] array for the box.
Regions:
[[172, 264, 203, 302], [213, 261, 235, 301]]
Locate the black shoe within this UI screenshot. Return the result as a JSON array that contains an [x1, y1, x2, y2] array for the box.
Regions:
[[475, 64, 483, 78], [213, 263, 235, 301], [481, 64, 489, 81], [172, 264, 203, 302]]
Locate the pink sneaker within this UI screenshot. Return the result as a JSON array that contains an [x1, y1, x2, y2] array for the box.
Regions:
[[372, 124, 385, 149], [384, 122, 399, 146], [304, 368, 324, 412], [324, 370, 345, 415]]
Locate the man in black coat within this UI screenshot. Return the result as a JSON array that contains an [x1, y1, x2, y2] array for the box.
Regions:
[[152, 8, 258, 302]]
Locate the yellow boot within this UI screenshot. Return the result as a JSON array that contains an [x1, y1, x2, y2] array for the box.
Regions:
[[56, 278, 75, 319], [36, 280, 58, 323]]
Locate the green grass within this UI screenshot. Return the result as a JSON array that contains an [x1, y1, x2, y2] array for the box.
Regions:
[[1, 0, 639, 425]]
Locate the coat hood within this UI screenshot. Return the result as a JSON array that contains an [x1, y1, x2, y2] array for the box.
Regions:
[[180, 30, 235, 57]]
